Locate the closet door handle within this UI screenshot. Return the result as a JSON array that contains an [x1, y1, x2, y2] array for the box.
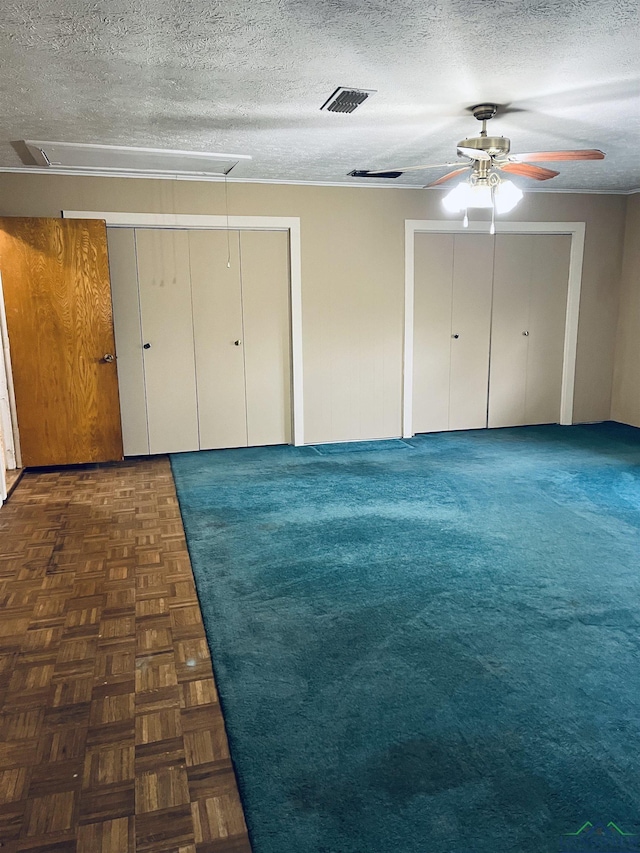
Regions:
[[102, 353, 115, 363], [143, 343, 151, 349], [234, 340, 242, 346], [452, 334, 459, 339], [522, 331, 529, 336]]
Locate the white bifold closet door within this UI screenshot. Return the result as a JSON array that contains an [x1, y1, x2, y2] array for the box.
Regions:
[[108, 227, 291, 456], [190, 230, 247, 450], [239, 231, 292, 446], [190, 229, 292, 449], [412, 231, 571, 435], [413, 233, 493, 433], [488, 235, 570, 428], [136, 229, 200, 454]]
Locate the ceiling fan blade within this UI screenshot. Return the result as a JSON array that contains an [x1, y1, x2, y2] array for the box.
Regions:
[[457, 146, 491, 162], [367, 162, 456, 175], [426, 166, 471, 187], [498, 162, 559, 181], [513, 149, 605, 162]]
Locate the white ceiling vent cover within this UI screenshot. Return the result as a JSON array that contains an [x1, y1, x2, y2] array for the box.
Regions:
[[24, 141, 251, 177], [320, 87, 376, 113]]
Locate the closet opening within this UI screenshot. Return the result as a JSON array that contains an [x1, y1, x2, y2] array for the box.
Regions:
[[403, 220, 585, 438], [61, 212, 304, 454]]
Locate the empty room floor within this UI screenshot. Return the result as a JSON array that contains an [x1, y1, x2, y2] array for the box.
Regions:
[[2, 424, 640, 853], [0, 458, 250, 853]]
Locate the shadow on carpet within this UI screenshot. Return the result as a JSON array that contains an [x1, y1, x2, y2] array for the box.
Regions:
[[170, 423, 640, 853]]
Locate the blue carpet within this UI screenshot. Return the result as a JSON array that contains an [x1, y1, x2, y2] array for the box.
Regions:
[[170, 423, 640, 853]]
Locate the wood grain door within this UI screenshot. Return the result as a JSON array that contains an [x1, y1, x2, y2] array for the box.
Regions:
[[0, 218, 123, 466]]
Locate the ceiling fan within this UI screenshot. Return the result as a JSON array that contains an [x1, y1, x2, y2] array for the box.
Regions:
[[365, 103, 605, 187]]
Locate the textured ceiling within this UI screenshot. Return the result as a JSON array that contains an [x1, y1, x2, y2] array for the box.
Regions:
[[1, 0, 640, 190]]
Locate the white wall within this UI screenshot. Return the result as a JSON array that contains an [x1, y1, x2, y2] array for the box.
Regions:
[[0, 174, 628, 442], [611, 194, 640, 427]]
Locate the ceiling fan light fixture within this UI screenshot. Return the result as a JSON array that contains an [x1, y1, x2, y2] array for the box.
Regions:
[[442, 182, 468, 212], [442, 172, 523, 231], [442, 180, 493, 212], [494, 179, 523, 213]]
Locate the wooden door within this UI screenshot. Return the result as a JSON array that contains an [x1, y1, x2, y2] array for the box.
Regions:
[[189, 230, 248, 450], [0, 217, 123, 466], [240, 230, 292, 446], [135, 229, 199, 455]]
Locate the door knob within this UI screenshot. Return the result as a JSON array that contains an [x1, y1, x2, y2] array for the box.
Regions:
[[143, 343, 151, 349], [452, 334, 459, 339], [234, 340, 242, 346], [102, 353, 115, 363], [522, 331, 529, 336]]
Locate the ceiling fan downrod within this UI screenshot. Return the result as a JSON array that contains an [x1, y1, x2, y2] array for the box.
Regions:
[[471, 102, 498, 139]]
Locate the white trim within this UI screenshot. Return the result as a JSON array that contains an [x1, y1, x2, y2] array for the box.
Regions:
[[561, 222, 586, 422], [3, 167, 423, 189], [288, 220, 304, 447], [26, 139, 251, 164], [403, 223, 415, 439], [513, 187, 631, 195], [403, 219, 586, 438], [0, 166, 634, 193], [63, 210, 305, 446], [0, 271, 20, 471], [64, 211, 295, 231]]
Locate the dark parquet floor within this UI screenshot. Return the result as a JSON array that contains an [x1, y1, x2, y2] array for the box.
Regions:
[[0, 458, 252, 853]]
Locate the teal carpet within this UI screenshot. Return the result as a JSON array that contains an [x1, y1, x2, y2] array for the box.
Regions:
[[170, 423, 640, 853]]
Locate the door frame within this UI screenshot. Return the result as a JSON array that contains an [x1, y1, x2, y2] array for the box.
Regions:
[[0, 271, 20, 479], [404, 219, 586, 438], [63, 211, 304, 446]]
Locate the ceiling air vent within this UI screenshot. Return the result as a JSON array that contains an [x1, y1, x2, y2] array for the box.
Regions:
[[320, 87, 376, 113], [349, 169, 402, 179], [24, 141, 251, 177]]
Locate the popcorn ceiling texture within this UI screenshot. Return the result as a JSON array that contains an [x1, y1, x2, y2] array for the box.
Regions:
[[0, 0, 639, 189]]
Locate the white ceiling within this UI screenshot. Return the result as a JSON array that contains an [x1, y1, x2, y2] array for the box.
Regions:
[[1, 0, 640, 191]]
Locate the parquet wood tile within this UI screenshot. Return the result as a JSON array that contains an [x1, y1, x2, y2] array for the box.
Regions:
[[0, 459, 252, 853]]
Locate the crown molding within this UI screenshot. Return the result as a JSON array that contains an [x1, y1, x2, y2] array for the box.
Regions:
[[0, 165, 636, 194]]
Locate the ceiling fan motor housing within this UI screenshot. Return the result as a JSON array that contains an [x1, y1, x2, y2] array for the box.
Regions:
[[471, 103, 498, 121], [458, 136, 511, 157]]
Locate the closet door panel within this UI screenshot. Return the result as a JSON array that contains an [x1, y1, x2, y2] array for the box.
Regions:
[[525, 235, 570, 424], [107, 228, 149, 456], [240, 230, 292, 446], [449, 235, 493, 431], [136, 229, 199, 454], [488, 235, 531, 428], [189, 230, 248, 450], [413, 234, 454, 433]]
